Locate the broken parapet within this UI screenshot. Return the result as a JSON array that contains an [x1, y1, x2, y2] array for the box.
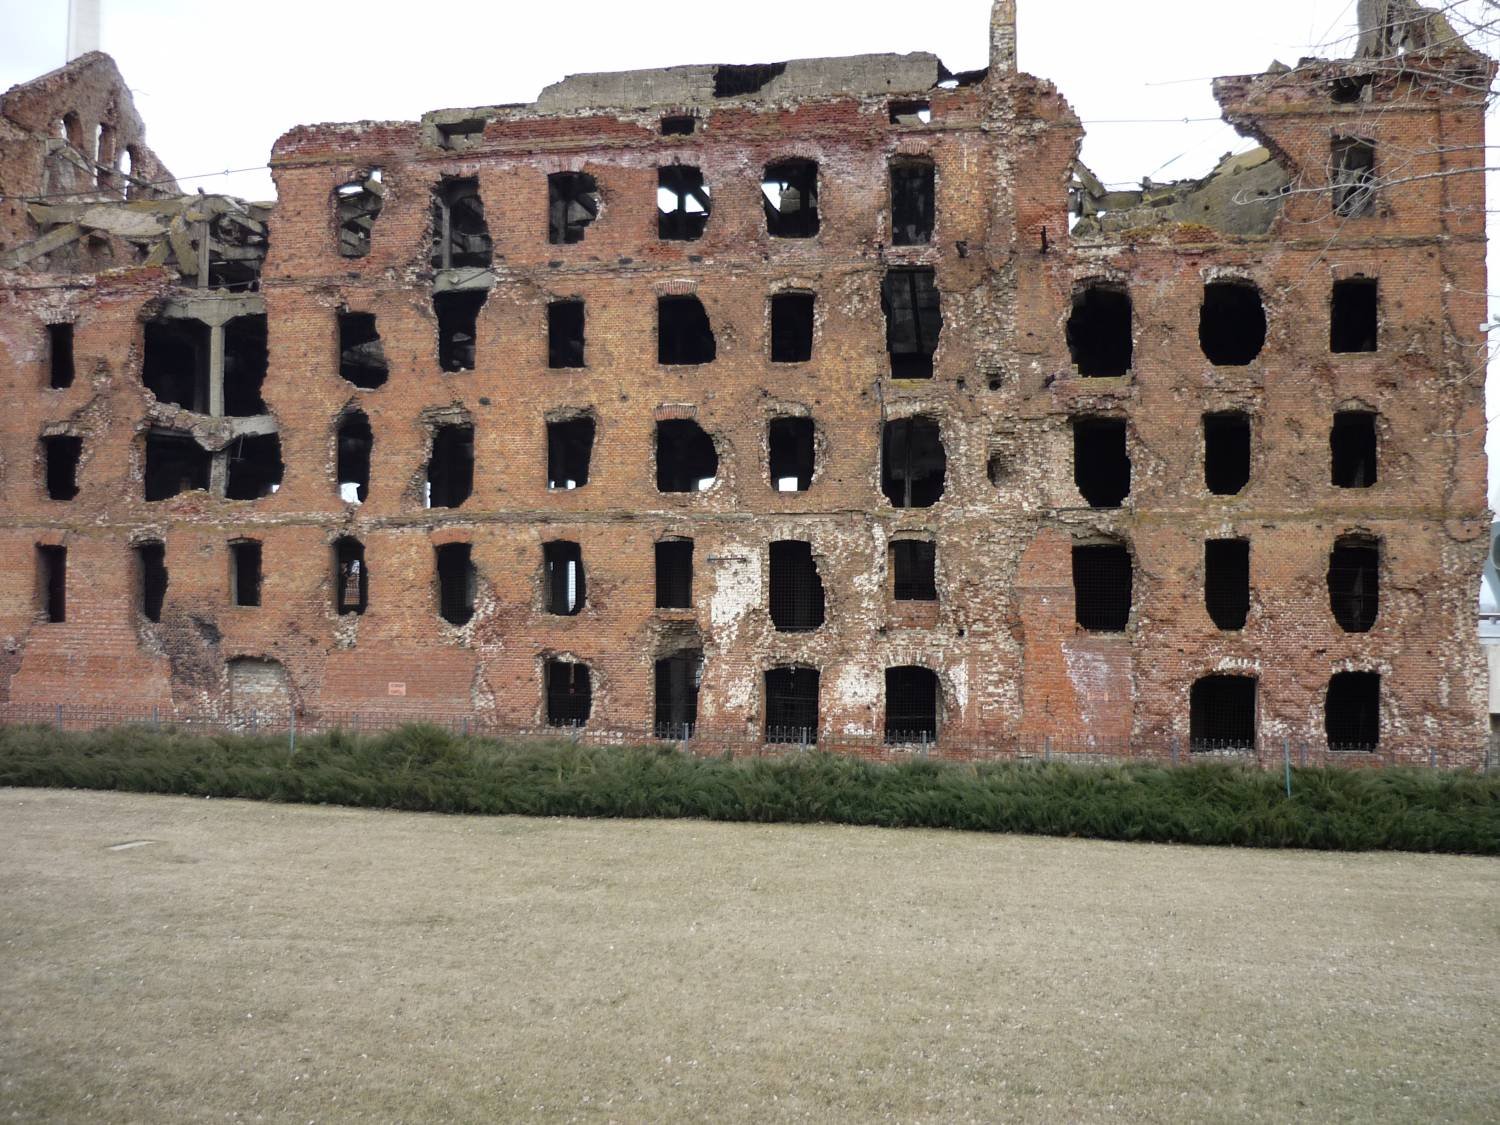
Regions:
[[1070, 148, 1290, 238]]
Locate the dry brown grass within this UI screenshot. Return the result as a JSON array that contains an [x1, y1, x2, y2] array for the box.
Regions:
[[0, 787, 1496, 1123]]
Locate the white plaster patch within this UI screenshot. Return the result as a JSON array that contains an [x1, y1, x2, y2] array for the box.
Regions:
[[1064, 649, 1113, 732], [709, 546, 760, 645], [948, 660, 969, 713]]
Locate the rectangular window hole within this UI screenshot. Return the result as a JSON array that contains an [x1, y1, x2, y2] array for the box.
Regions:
[[658, 296, 716, 365], [143, 430, 211, 501], [430, 176, 492, 269], [889, 100, 931, 125], [336, 410, 372, 504], [1072, 417, 1129, 508], [38, 545, 66, 623], [435, 543, 475, 625], [655, 649, 702, 738], [1331, 279, 1378, 352], [1203, 411, 1250, 496], [655, 540, 694, 609], [885, 666, 938, 744], [136, 541, 167, 622], [222, 314, 268, 417], [762, 160, 818, 238], [770, 292, 814, 363], [1326, 671, 1380, 750], [1332, 138, 1376, 217], [891, 539, 937, 602], [660, 115, 696, 136], [338, 312, 388, 389], [548, 172, 600, 245], [1205, 539, 1250, 631], [547, 416, 594, 490], [434, 290, 487, 373], [1331, 411, 1377, 488], [765, 666, 819, 744], [548, 300, 585, 369], [543, 541, 585, 616], [1066, 285, 1132, 377], [768, 417, 814, 492], [881, 416, 946, 508], [43, 435, 81, 501], [545, 660, 592, 727], [1328, 535, 1379, 633], [656, 420, 718, 492], [426, 423, 474, 509], [1190, 675, 1256, 751], [48, 323, 74, 388], [142, 318, 211, 413], [658, 166, 711, 241], [768, 540, 824, 632], [224, 433, 284, 501], [882, 267, 941, 377], [890, 159, 935, 245], [229, 540, 262, 607], [1073, 543, 1132, 632]]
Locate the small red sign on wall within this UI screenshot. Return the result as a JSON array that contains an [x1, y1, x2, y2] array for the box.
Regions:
[[387, 682, 407, 697]]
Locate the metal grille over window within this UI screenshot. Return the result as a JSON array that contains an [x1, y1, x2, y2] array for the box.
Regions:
[[1072, 543, 1132, 632], [891, 540, 937, 602], [654, 649, 702, 739], [1326, 671, 1380, 751], [1328, 535, 1379, 632], [884, 666, 938, 745], [545, 660, 592, 727], [768, 541, 824, 632], [765, 667, 820, 744], [1190, 675, 1257, 752]]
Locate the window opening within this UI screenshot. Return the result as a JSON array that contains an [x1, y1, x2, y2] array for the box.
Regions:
[[762, 159, 819, 238], [768, 540, 825, 632], [229, 540, 262, 607], [1205, 539, 1250, 631], [334, 537, 368, 615], [43, 435, 81, 501], [1190, 675, 1257, 751], [224, 434, 284, 501], [1332, 138, 1376, 217], [1073, 543, 1132, 632], [660, 115, 696, 136], [714, 62, 787, 97], [882, 267, 942, 378], [765, 667, 819, 744], [885, 666, 938, 744], [95, 123, 115, 187], [655, 649, 702, 738], [222, 315, 268, 417], [547, 416, 594, 490], [48, 323, 74, 389], [426, 424, 474, 509], [434, 290, 487, 373], [435, 543, 476, 626], [436, 120, 484, 150], [548, 172, 600, 245], [768, 417, 814, 492], [136, 541, 167, 622], [658, 167, 711, 241], [889, 100, 932, 125], [336, 411, 372, 503], [1326, 671, 1380, 751], [656, 420, 718, 492], [143, 430, 211, 501], [655, 539, 694, 609], [1203, 411, 1251, 496], [881, 416, 946, 508], [890, 159, 935, 245], [1066, 284, 1132, 377], [1331, 411, 1378, 488], [544, 541, 586, 616], [891, 540, 937, 602], [548, 300, 585, 369], [338, 312, 388, 388], [430, 176, 491, 269], [143, 318, 211, 412], [545, 660, 592, 727], [1331, 74, 1373, 103], [38, 545, 66, 623], [335, 170, 383, 259], [1072, 417, 1130, 508], [1328, 535, 1379, 633], [1198, 281, 1266, 366], [1331, 279, 1378, 352], [658, 296, 716, 365], [771, 292, 814, 363], [61, 111, 82, 150]]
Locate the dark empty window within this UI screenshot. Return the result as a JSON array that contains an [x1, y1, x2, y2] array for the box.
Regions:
[[427, 424, 474, 509], [1204, 412, 1251, 496], [334, 537, 367, 616], [1326, 672, 1380, 751], [435, 543, 475, 625], [336, 410, 372, 504], [224, 434, 283, 501], [655, 540, 693, 609], [37, 545, 65, 623], [762, 160, 819, 238], [142, 318, 210, 412], [890, 159, 935, 245], [658, 296, 716, 365], [1331, 411, 1377, 488], [434, 290, 487, 373], [1328, 535, 1379, 633], [48, 323, 74, 388], [882, 267, 942, 378], [136, 541, 167, 622], [547, 416, 594, 490], [1331, 74, 1373, 103], [222, 315, 269, 417], [1332, 138, 1376, 217], [660, 115, 696, 136], [436, 120, 484, 150], [656, 420, 718, 492], [1199, 281, 1266, 366], [430, 176, 491, 269], [881, 416, 946, 508], [1066, 285, 1132, 377], [769, 541, 825, 632], [335, 170, 383, 258], [1190, 675, 1257, 751], [658, 166, 711, 240], [655, 650, 702, 738], [771, 292, 814, 363], [714, 62, 786, 97], [43, 435, 81, 501], [1072, 417, 1129, 508], [768, 417, 814, 492], [548, 172, 600, 244], [338, 312, 388, 389], [1205, 539, 1250, 631], [1331, 279, 1378, 353], [143, 431, 211, 501], [545, 660, 592, 727], [891, 540, 937, 601], [885, 666, 938, 744], [548, 300, 585, 369], [889, 100, 932, 125], [1073, 543, 1132, 632], [229, 540, 262, 607], [544, 541, 585, 616], [765, 667, 820, 744]]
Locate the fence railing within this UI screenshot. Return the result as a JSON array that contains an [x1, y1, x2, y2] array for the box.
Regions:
[[0, 700, 1491, 773]]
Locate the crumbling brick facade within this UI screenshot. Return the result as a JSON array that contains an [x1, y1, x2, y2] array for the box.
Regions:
[[0, 3, 1492, 762]]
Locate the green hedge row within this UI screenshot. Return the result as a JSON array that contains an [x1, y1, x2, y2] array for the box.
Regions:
[[1, 723, 1496, 853]]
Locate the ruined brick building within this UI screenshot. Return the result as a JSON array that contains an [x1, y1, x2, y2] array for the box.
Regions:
[[0, 1, 1492, 761]]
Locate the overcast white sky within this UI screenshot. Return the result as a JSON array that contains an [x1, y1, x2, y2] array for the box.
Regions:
[[1, 0, 1496, 502]]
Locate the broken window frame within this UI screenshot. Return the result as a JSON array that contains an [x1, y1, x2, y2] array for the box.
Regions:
[[889, 158, 936, 246], [335, 409, 373, 505], [1328, 534, 1380, 633], [1204, 538, 1251, 632], [334, 537, 368, 616], [136, 540, 167, 623], [657, 296, 717, 366], [654, 649, 702, 739], [891, 539, 938, 603], [229, 539, 262, 608], [338, 311, 389, 389], [42, 434, 81, 501], [1189, 674, 1258, 752], [334, 169, 383, 260], [881, 416, 946, 509], [435, 543, 476, 626], [1198, 280, 1267, 367], [881, 267, 942, 378], [655, 539, 694, 609], [768, 540, 825, 633], [1072, 542, 1133, 633], [655, 420, 719, 493], [545, 659, 593, 728], [1072, 416, 1130, 509], [1331, 138, 1377, 218], [1066, 283, 1133, 378], [657, 166, 712, 241], [426, 423, 475, 510], [434, 289, 487, 374], [768, 417, 815, 493], [548, 172, 601, 245], [762, 159, 820, 239], [1203, 411, 1252, 496], [765, 666, 820, 745], [430, 176, 492, 269], [37, 545, 66, 624], [884, 665, 939, 745], [543, 541, 586, 616]]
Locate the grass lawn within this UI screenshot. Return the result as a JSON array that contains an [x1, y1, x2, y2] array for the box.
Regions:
[[1, 787, 1496, 1122]]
